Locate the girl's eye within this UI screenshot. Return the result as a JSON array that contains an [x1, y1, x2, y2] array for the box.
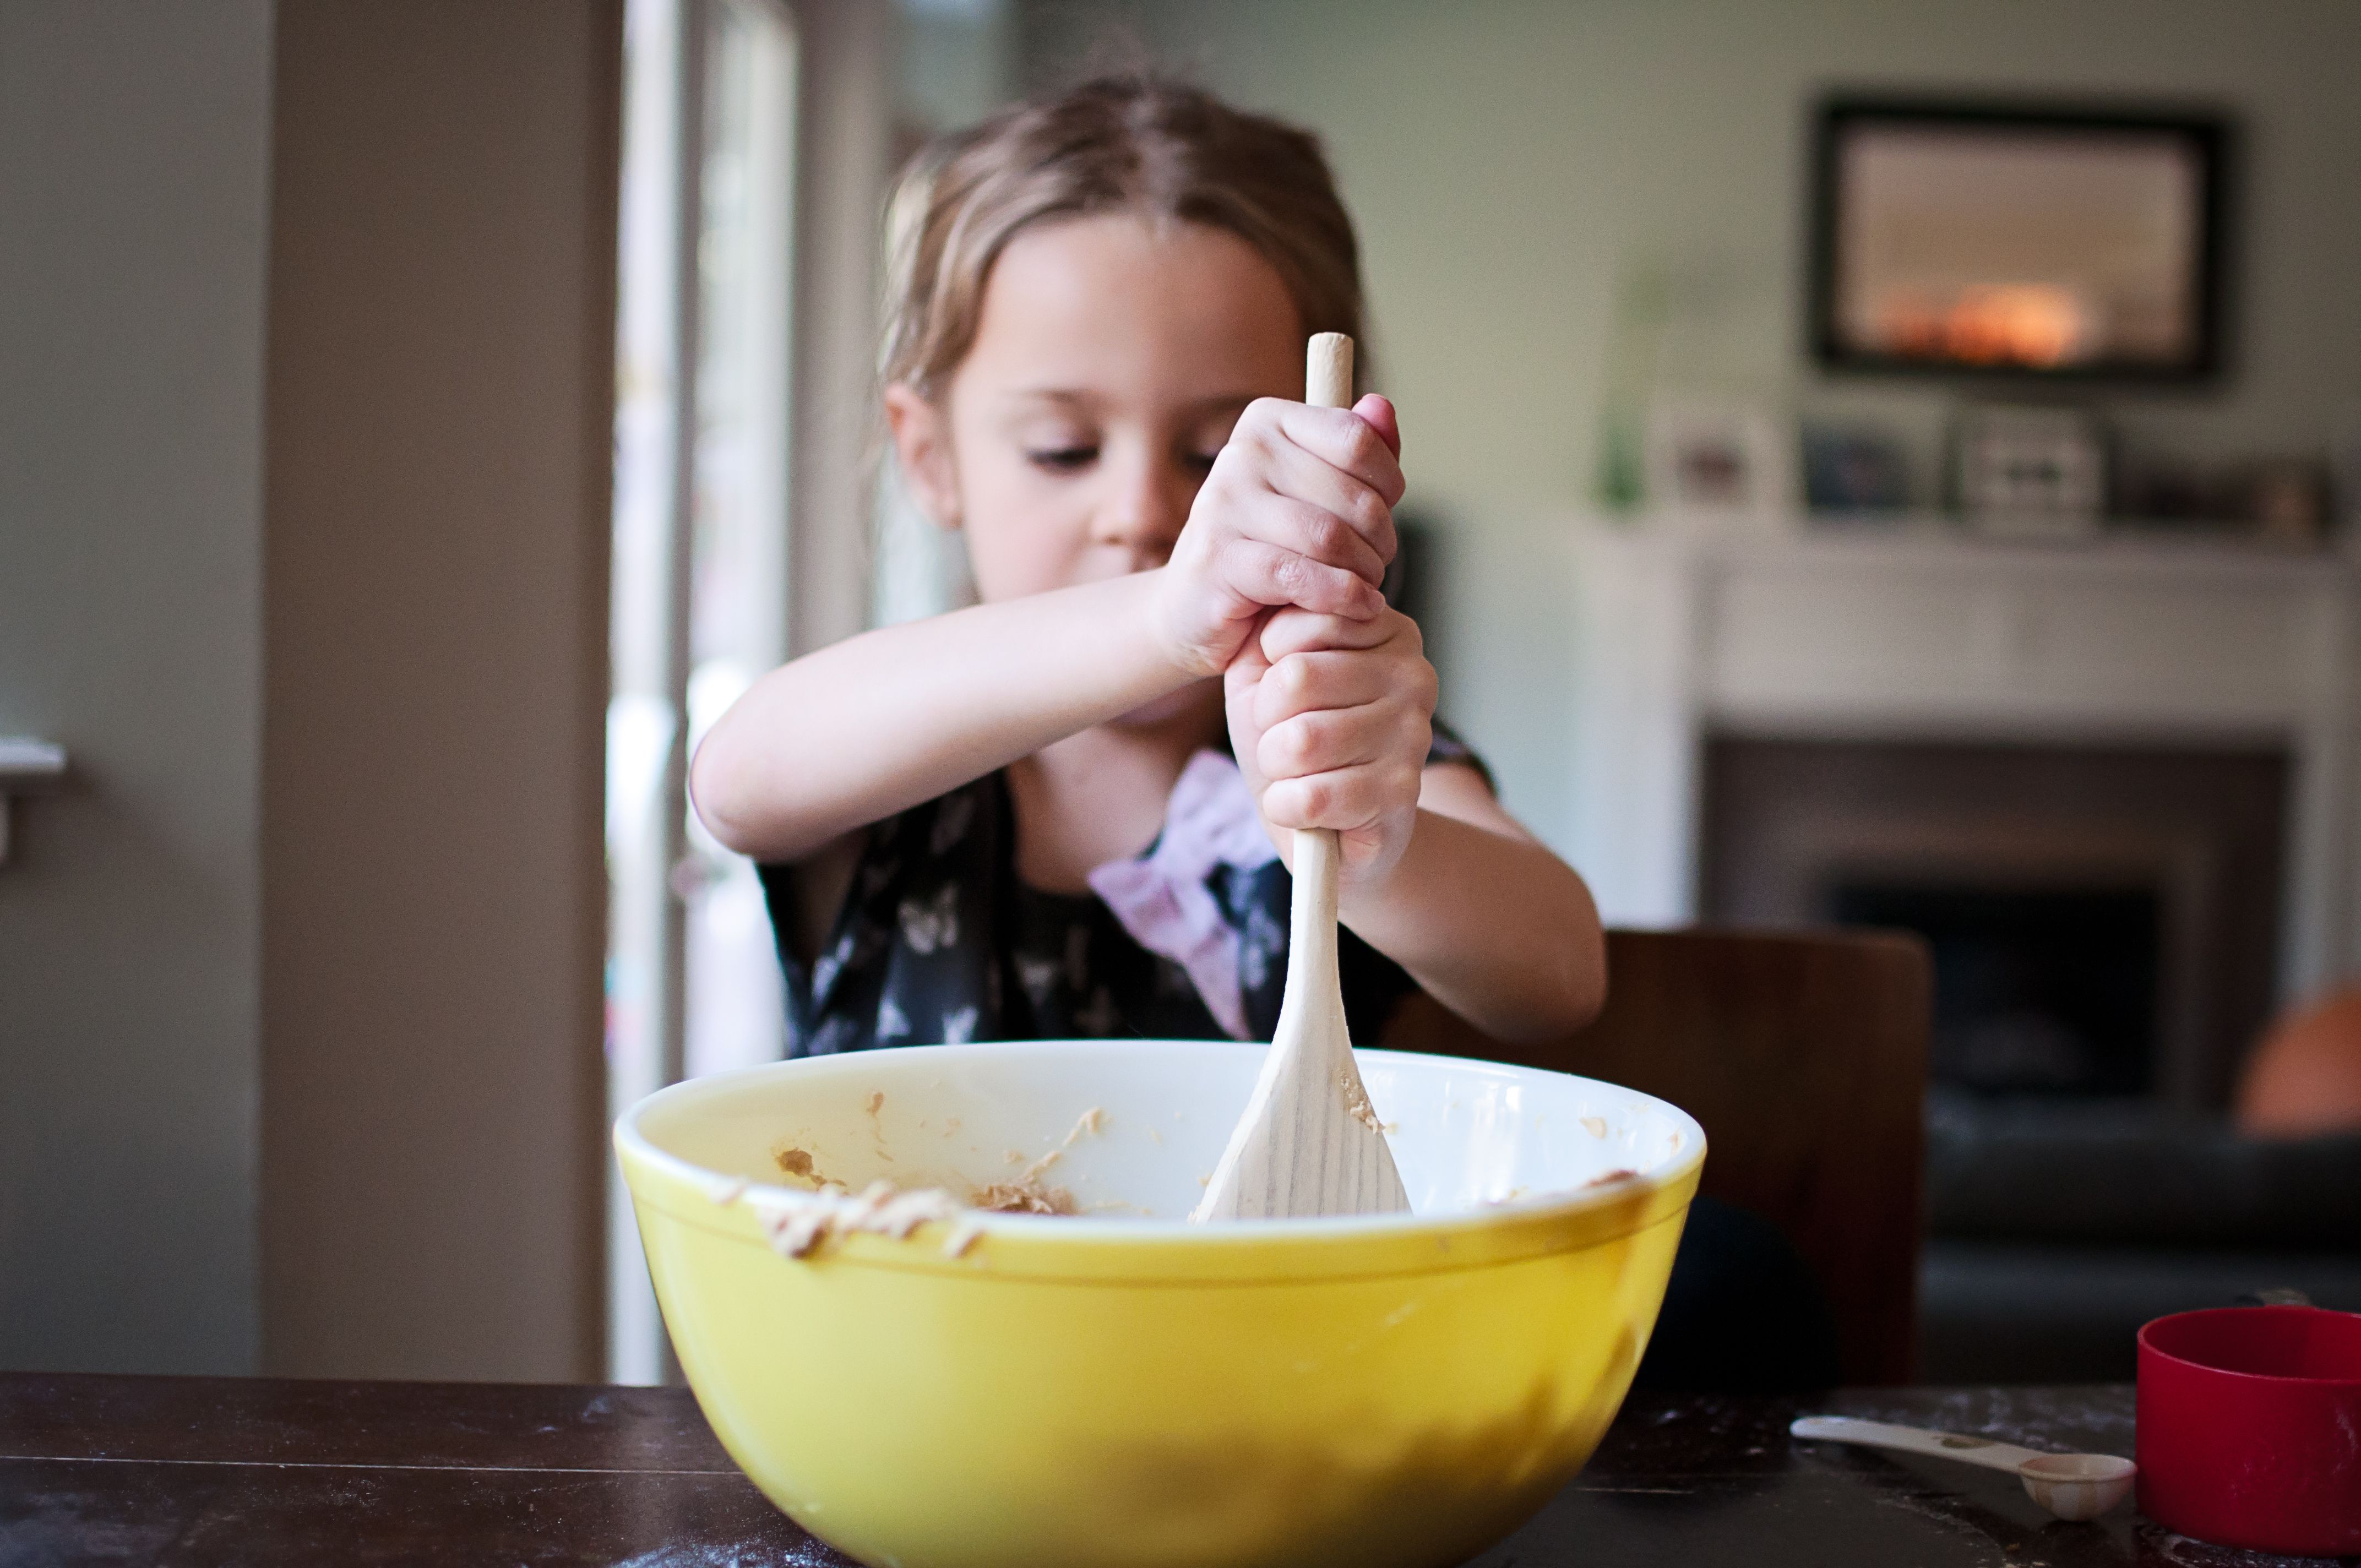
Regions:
[[1026, 446, 1098, 473], [1184, 449, 1222, 475]]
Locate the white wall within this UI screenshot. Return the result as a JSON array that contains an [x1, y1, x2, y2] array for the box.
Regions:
[[0, 0, 276, 1374], [1016, 0, 2361, 853]]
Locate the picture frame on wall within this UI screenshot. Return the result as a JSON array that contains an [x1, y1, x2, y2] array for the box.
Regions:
[[1809, 96, 2230, 380]]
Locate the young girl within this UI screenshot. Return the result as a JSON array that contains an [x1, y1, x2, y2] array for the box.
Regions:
[[695, 74, 1838, 1393], [691, 75, 1606, 1061]]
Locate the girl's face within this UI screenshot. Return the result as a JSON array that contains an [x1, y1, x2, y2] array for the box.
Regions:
[[887, 214, 1304, 604]]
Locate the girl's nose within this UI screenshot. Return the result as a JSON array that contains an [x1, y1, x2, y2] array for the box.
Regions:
[[1094, 450, 1193, 567]]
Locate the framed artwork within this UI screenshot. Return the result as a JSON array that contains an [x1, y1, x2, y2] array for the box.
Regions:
[[1954, 405, 2106, 539], [1803, 425, 1911, 513], [1809, 97, 2229, 380], [1645, 399, 1795, 524]]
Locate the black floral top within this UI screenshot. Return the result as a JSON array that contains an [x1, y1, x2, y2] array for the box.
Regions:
[[759, 727, 1488, 1055]]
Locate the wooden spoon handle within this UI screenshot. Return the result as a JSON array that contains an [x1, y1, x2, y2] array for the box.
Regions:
[[1283, 819, 1341, 1030], [1305, 330, 1354, 409], [1190, 333, 1405, 1223], [1292, 331, 1356, 959]]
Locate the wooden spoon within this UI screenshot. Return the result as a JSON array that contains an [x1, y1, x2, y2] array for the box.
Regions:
[[1191, 333, 1412, 1223]]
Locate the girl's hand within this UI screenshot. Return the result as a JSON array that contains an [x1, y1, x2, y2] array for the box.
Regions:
[[1154, 394, 1405, 678], [1226, 603, 1438, 900]]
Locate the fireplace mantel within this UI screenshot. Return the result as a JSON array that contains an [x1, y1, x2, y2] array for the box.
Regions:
[[1565, 515, 2361, 1002]]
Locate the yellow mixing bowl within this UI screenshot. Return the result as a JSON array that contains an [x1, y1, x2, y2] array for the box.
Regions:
[[616, 1039, 1703, 1568]]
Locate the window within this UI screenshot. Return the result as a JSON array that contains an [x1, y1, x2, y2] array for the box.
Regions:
[[606, 0, 798, 1385]]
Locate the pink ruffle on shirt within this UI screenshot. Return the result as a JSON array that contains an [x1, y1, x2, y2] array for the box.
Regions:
[[1086, 749, 1279, 1039]]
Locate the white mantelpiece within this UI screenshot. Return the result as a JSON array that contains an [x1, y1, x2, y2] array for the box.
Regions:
[[1565, 515, 2360, 1000]]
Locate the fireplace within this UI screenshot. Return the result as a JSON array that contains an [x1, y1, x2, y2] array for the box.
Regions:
[[1557, 522, 2358, 1380], [1700, 738, 2288, 1109], [1829, 884, 2159, 1096], [1563, 523, 2355, 1077]]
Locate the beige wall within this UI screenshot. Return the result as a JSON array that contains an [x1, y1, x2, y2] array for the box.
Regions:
[[1018, 0, 2361, 848], [6, 0, 624, 1381], [0, 0, 275, 1376], [259, 0, 618, 1381]]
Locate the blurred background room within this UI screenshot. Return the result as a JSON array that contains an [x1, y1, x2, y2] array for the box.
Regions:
[[4, 0, 2358, 1394]]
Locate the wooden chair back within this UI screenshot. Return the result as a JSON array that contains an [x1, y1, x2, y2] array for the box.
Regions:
[[1381, 926, 1930, 1385]]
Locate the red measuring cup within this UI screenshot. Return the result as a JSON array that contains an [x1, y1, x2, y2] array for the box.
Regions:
[[2136, 1305, 2361, 1555]]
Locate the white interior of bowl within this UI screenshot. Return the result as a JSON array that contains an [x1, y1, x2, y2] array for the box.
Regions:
[[622, 1039, 1701, 1235]]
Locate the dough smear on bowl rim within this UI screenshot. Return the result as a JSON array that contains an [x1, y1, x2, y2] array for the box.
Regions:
[[721, 1099, 1660, 1255], [724, 1105, 1114, 1258]]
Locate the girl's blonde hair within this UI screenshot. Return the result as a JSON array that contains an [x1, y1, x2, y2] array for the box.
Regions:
[[882, 75, 1365, 400]]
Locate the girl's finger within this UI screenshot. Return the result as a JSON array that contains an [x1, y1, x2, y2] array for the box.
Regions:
[[1253, 650, 1402, 731], [1253, 494, 1390, 586], [1352, 394, 1402, 458], [1261, 606, 1413, 661], [1223, 609, 1276, 686], [1258, 704, 1391, 783], [1274, 403, 1407, 506], [1259, 760, 1424, 834], [1223, 540, 1385, 620], [1263, 428, 1399, 563]]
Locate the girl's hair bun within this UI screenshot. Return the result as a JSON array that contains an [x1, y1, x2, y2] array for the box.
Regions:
[[881, 75, 1364, 399]]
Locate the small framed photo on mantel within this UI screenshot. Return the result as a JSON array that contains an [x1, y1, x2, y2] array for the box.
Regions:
[[1644, 399, 1797, 531], [1954, 405, 2107, 541]]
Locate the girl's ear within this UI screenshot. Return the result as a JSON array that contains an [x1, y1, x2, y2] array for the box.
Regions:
[[884, 382, 961, 531]]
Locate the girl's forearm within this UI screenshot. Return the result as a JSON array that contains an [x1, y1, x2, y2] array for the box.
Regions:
[[1340, 812, 1606, 1044], [692, 570, 1187, 859]]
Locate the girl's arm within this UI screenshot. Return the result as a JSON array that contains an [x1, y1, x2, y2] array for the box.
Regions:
[[692, 396, 1406, 862], [1349, 768, 1607, 1046], [692, 571, 1179, 861]]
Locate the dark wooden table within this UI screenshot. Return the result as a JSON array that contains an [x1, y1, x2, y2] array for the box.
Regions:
[[0, 1373, 2316, 1566]]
